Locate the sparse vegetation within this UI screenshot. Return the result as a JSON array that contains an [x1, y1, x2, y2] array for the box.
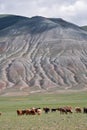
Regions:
[[0, 92, 87, 130]]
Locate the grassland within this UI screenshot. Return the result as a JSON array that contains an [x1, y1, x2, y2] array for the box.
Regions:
[[0, 91, 87, 130]]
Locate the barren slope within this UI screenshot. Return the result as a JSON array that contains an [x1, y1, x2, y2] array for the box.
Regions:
[[0, 15, 87, 94]]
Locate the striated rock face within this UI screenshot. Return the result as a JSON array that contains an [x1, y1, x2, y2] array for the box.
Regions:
[[0, 15, 87, 94]]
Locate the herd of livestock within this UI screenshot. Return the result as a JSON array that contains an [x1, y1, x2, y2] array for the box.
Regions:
[[0, 106, 87, 116], [16, 106, 87, 116]]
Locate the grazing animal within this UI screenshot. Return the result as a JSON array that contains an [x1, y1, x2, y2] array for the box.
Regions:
[[57, 107, 67, 114], [26, 109, 31, 115], [51, 108, 57, 112], [30, 108, 36, 115], [64, 106, 73, 113], [17, 110, 23, 115], [36, 108, 42, 115], [83, 107, 87, 113], [43, 107, 50, 113], [22, 110, 26, 115], [34, 108, 41, 112], [26, 108, 36, 115], [17, 109, 26, 115], [75, 107, 82, 113], [0, 112, 2, 115]]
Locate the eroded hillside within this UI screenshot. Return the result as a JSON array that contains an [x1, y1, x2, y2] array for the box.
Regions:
[[0, 15, 87, 94]]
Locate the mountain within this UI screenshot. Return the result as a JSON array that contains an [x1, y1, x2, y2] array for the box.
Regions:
[[0, 15, 87, 95]]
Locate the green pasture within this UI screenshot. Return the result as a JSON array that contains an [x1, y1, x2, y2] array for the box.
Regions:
[[0, 91, 87, 130]]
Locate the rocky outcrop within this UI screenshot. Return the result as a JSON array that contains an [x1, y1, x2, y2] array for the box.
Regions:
[[0, 15, 87, 94]]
